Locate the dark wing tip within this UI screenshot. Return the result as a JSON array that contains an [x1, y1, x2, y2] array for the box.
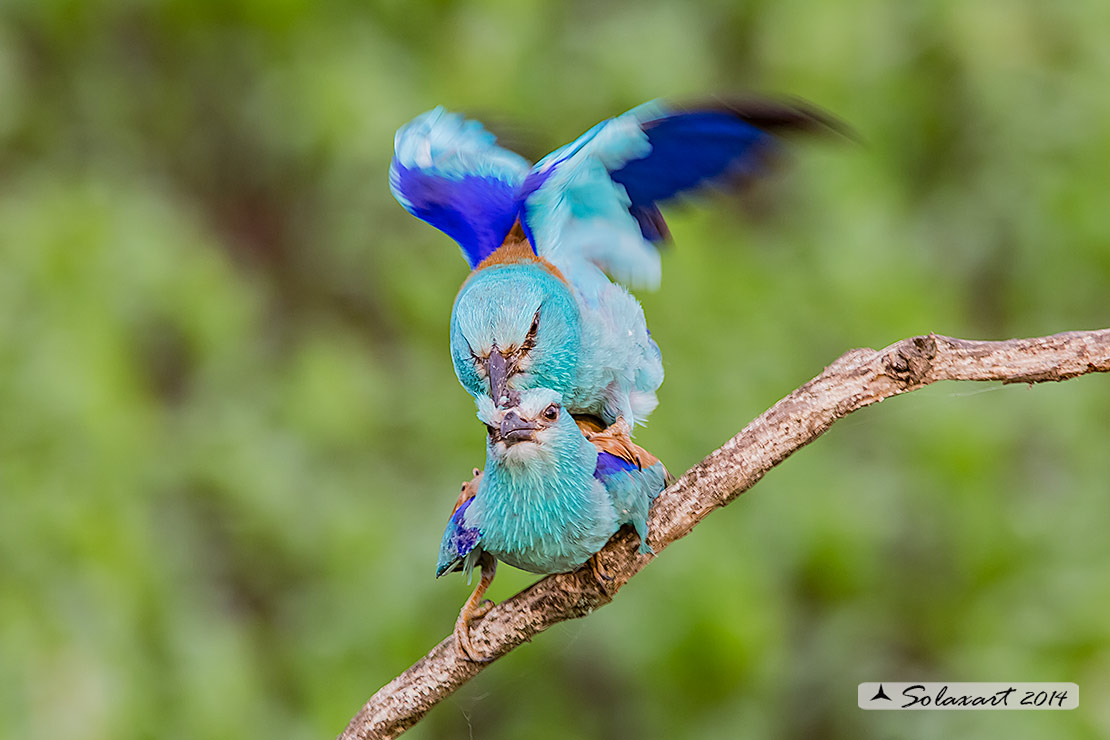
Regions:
[[630, 203, 672, 244], [668, 95, 857, 143]]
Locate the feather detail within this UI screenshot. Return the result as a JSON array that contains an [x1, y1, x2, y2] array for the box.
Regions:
[[390, 107, 531, 268], [583, 415, 669, 556], [520, 98, 842, 289], [584, 416, 663, 472], [585, 416, 642, 469], [471, 220, 569, 286], [612, 97, 844, 206], [437, 495, 482, 578], [573, 414, 607, 436]]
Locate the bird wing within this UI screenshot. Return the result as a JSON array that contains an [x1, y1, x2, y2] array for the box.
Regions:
[[588, 417, 671, 555], [436, 494, 483, 578], [573, 415, 607, 436], [584, 417, 665, 474], [520, 98, 837, 288], [450, 468, 483, 516], [438, 469, 484, 578], [390, 107, 532, 268]]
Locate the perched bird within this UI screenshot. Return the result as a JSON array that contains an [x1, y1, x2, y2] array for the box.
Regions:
[[391, 98, 836, 425], [437, 388, 669, 661], [393, 97, 839, 660]]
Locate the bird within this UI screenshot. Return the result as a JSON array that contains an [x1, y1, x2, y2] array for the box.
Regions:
[[436, 388, 670, 661], [390, 98, 837, 426]]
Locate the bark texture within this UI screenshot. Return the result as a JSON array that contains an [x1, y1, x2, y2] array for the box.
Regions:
[[340, 329, 1110, 740]]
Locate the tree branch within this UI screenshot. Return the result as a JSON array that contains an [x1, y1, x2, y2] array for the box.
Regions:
[[340, 329, 1110, 740]]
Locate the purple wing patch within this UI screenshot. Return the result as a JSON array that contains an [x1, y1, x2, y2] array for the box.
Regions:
[[594, 450, 637, 481], [437, 496, 482, 577], [391, 164, 523, 267], [448, 498, 481, 557]]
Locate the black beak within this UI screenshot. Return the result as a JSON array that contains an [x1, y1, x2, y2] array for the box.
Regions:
[[485, 345, 519, 407], [499, 409, 539, 445]]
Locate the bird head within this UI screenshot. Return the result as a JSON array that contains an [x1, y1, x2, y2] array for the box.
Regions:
[[476, 387, 580, 468], [451, 263, 581, 408]]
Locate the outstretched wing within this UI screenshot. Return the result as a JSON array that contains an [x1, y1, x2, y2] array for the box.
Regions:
[[520, 98, 837, 288], [390, 107, 532, 268]]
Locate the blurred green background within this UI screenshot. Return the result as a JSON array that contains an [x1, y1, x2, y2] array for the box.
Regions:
[[1, 0, 1108, 738]]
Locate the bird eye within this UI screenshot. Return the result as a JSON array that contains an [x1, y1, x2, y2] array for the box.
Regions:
[[541, 404, 559, 422], [485, 424, 497, 437], [519, 310, 541, 355]]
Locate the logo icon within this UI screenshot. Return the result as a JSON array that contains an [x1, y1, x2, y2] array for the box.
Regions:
[[870, 684, 892, 702]]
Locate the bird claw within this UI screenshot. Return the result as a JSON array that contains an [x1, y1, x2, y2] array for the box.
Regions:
[[453, 555, 497, 663], [586, 553, 614, 587], [454, 602, 495, 663], [471, 598, 495, 620]]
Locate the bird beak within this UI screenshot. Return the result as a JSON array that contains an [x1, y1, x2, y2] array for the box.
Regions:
[[486, 345, 510, 405], [499, 409, 539, 446], [486, 345, 520, 407]]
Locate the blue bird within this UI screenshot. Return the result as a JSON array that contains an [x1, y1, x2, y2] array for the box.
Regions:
[[391, 98, 835, 425], [437, 389, 670, 661]]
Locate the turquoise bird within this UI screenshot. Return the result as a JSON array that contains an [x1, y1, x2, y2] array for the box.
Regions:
[[390, 98, 835, 425], [437, 388, 670, 661]]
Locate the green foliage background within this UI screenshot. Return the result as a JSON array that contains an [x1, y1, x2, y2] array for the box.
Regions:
[[1, 1, 1108, 738]]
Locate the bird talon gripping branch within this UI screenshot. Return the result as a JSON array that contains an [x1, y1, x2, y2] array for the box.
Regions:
[[586, 552, 614, 587], [452, 555, 497, 663]]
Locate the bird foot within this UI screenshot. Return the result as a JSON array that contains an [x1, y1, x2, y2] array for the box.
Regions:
[[454, 600, 496, 663], [471, 598, 495, 620], [586, 553, 614, 588], [453, 554, 498, 663]]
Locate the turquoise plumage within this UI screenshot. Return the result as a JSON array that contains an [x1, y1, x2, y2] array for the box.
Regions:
[[436, 389, 669, 660], [390, 97, 838, 660], [391, 98, 835, 425]]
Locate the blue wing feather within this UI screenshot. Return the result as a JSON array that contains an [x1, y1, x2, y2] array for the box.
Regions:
[[612, 111, 775, 209], [392, 100, 832, 282], [436, 496, 482, 578], [521, 100, 823, 288], [593, 449, 667, 556], [520, 105, 663, 288], [390, 107, 532, 268], [593, 450, 638, 480]]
